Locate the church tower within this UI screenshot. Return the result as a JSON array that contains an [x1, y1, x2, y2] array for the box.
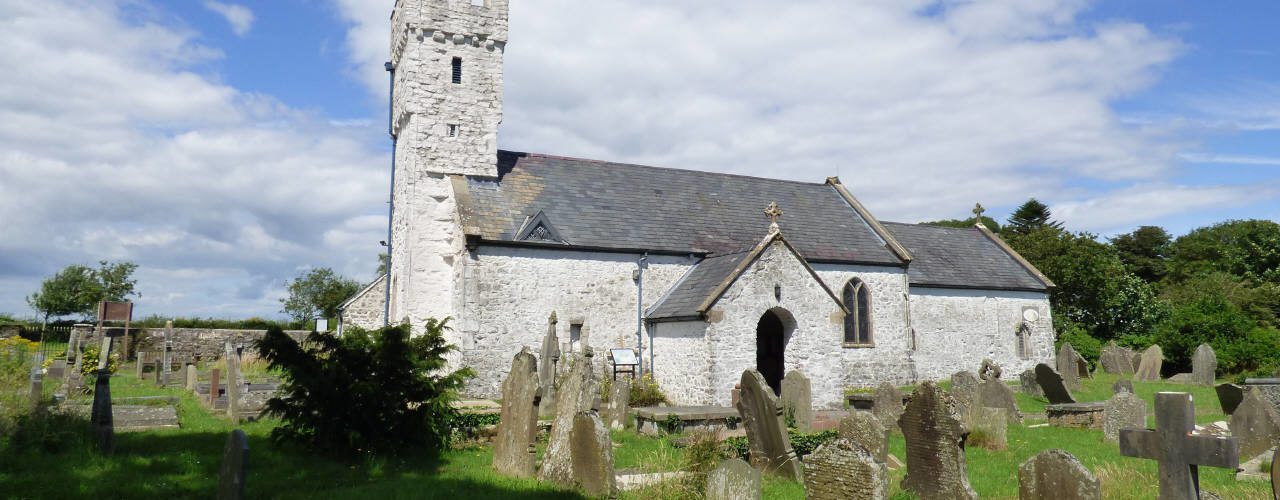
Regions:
[[387, 0, 507, 329]]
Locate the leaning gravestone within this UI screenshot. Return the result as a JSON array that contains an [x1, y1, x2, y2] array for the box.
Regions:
[[1019, 369, 1043, 398], [1229, 387, 1280, 461], [735, 369, 803, 481], [1192, 344, 1217, 386], [217, 429, 249, 500], [978, 358, 1002, 381], [706, 458, 760, 500], [569, 411, 615, 498], [224, 340, 241, 423], [838, 411, 888, 464], [1103, 391, 1147, 443], [1035, 364, 1076, 404], [493, 348, 541, 478], [538, 312, 561, 418], [1135, 345, 1163, 381], [802, 437, 888, 500], [1119, 392, 1239, 500], [1100, 341, 1135, 375], [1112, 378, 1134, 395], [949, 371, 980, 419], [1056, 343, 1082, 391], [979, 378, 1022, 424], [603, 377, 631, 431], [1017, 449, 1100, 500], [872, 383, 905, 433], [539, 349, 600, 486], [1216, 383, 1244, 415], [899, 381, 978, 500], [780, 370, 813, 431]]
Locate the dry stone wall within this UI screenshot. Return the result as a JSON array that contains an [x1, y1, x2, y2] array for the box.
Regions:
[[133, 328, 308, 361]]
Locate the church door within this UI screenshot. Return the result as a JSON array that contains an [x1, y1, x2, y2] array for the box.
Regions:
[[756, 310, 786, 395]]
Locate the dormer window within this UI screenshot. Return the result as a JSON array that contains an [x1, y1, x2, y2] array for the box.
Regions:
[[451, 57, 462, 84]]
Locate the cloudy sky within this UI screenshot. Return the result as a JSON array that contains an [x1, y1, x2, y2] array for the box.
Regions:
[[2, 0, 1278, 320]]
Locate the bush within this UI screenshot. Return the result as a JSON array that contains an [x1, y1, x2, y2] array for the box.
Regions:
[[629, 373, 669, 407], [1056, 321, 1102, 370], [77, 344, 118, 376], [1154, 294, 1256, 375], [257, 318, 474, 457]]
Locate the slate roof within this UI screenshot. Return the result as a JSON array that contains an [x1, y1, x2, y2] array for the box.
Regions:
[[880, 222, 1049, 292], [646, 250, 750, 321], [461, 151, 904, 265]]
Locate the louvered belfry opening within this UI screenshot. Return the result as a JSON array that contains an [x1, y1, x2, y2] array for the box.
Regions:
[[451, 57, 462, 84]]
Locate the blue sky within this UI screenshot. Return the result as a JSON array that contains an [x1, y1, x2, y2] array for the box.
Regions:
[[1, 0, 1277, 320]]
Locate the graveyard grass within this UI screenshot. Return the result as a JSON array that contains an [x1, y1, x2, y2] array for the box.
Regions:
[[1, 365, 1274, 499]]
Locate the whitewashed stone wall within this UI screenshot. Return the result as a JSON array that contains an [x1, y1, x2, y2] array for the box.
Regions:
[[340, 275, 387, 332], [908, 288, 1054, 380], [648, 320, 712, 404], [811, 264, 917, 390]]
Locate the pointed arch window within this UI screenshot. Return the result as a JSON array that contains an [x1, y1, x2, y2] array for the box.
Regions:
[[842, 278, 873, 346]]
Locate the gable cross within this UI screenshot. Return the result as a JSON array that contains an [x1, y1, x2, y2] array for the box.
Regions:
[[764, 201, 784, 229], [1119, 392, 1238, 500], [972, 202, 985, 221]]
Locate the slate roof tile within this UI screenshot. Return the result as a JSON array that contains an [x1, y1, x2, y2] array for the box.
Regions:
[[880, 222, 1048, 292]]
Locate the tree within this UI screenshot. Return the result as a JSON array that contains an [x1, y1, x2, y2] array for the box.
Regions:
[[280, 268, 361, 323], [376, 253, 389, 277], [1167, 219, 1280, 284], [1110, 226, 1171, 283], [26, 261, 138, 323], [1005, 198, 1063, 235], [921, 216, 1002, 233]]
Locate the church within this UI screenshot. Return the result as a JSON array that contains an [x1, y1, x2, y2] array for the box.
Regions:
[[339, 0, 1056, 409]]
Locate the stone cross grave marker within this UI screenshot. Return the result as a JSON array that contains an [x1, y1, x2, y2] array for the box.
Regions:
[[1215, 383, 1244, 415], [604, 377, 631, 431], [949, 371, 980, 420], [838, 411, 888, 464], [1056, 343, 1082, 391], [1135, 345, 1164, 381], [802, 437, 888, 500], [1100, 341, 1135, 375], [1103, 391, 1147, 443], [493, 348, 541, 478], [735, 369, 803, 481], [569, 411, 615, 498], [1018, 449, 1101, 500], [1035, 363, 1076, 404], [225, 339, 240, 423], [872, 383, 904, 433], [780, 370, 813, 431], [706, 458, 760, 500], [1119, 392, 1239, 500], [978, 358, 1002, 381], [538, 312, 561, 418], [1191, 344, 1216, 386], [899, 381, 978, 500], [1019, 368, 1043, 397], [1228, 387, 1280, 461], [539, 349, 599, 486], [217, 429, 249, 500], [979, 378, 1022, 423]]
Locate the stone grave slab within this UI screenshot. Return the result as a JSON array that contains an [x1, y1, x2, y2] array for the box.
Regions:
[[1192, 344, 1217, 386], [633, 406, 739, 436], [802, 437, 888, 500], [1018, 369, 1043, 398], [780, 370, 812, 431], [899, 381, 977, 500], [735, 369, 803, 481], [706, 458, 760, 500], [1100, 341, 1135, 375], [1119, 392, 1239, 500], [537, 312, 561, 418], [217, 429, 248, 500], [1047, 402, 1106, 429], [1035, 363, 1075, 404], [1135, 345, 1164, 381], [838, 410, 887, 464], [1018, 449, 1100, 500], [493, 348, 541, 478], [1216, 383, 1244, 416], [569, 411, 615, 498], [871, 383, 905, 433], [1104, 391, 1147, 443], [1229, 387, 1280, 461]]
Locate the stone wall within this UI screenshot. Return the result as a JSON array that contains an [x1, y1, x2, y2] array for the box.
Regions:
[[131, 328, 309, 361], [340, 275, 387, 331], [908, 287, 1054, 380]]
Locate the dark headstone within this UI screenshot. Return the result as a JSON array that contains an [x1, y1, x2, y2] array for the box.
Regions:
[[1216, 383, 1244, 415], [1112, 379, 1134, 395], [1019, 369, 1043, 398], [1035, 364, 1075, 404], [780, 370, 812, 432], [1056, 343, 1082, 391], [838, 410, 888, 464], [802, 437, 888, 500], [90, 371, 113, 453], [1103, 391, 1146, 443], [210, 368, 221, 404], [899, 381, 977, 500], [949, 371, 980, 419], [871, 383, 904, 433], [537, 312, 561, 418], [1119, 392, 1239, 499], [735, 369, 803, 481], [1191, 344, 1217, 386], [1229, 388, 1280, 461], [1018, 449, 1101, 500], [978, 358, 1002, 381], [539, 350, 600, 486], [493, 348, 541, 478], [217, 429, 248, 500], [978, 378, 1022, 424], [603, 378, 631, 431], [1135, 345, 1163, 382], [706, 458, 760, 500], [569, 411, 615, 498], [224, 340, 240, 423], [1099, 341, 1135, 375]]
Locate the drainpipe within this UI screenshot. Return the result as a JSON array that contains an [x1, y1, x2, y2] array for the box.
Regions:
[[635, 253, 648, 376], [383, 61, 396, 328]]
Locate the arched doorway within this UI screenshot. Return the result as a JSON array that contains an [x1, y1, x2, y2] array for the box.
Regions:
[[756, 309, 791, 395]]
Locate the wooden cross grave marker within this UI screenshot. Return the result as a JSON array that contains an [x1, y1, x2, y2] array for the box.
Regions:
[[1119, 392, 1238, 500]]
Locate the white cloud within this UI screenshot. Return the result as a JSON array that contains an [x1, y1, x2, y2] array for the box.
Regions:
[[1053, 183, 1278, 234], [203, 1, 255, 37]]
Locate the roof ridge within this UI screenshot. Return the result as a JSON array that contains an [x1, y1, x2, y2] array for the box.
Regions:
[[882, 221, 981, 232], [498, 149, 830, 187]]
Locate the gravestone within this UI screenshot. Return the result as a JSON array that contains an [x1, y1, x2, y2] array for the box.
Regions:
[[210, 368, 221, 404], [1135, 345, 1164, 382], [1215, 383, 1244, 415], [1119, 392, 1239, 500], [949, 371, 980, 419], [969, 407, 1008, 449], [493, 348, 541, 478], [1035, 364, 1076, 404], [1074, 351, 1091, 379], [569, 411, 615, 498], [153, 359, 163, 385], [90, 370, 113, 453], [1272, 452, 1279, 500], [706, 458, 760, 500], [28, 361, 43, 406], [899, 381, 978, 500], [735, 369, 803, 481], [1191, 344, 1217, 386], [1100, 341, 1135, 375], [1103, 391, 1147, 443], [1056, 343, 1082, 391], [979, 378, 1022, 424], [1017, 449, 1100, 500], [838, 411, 888, 464], [978, 358, 1002, 381], [871, 383, 905, 433], [604, 378, 631, 431], [136, 351, 147, 378], [217, 429, 249, 500], [1229, 387, 1280, 461], [780, 370, 813, 431], [1019, 369, 1043, 397], [1112, 379, 1134, 395], [539, 349, 600, 486], [802, 437, 888, 500], [225, 340, 240, 423], [538, 312, 561, 418], [47, 359, 66, 380], [185, 365, 198, 391]]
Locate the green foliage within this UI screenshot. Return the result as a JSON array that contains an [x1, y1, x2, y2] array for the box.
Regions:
[[131, 315, 302, 330], [722, 429, 837, 461], [1055, 322, 1102, 369], [1168, 219, 1280, 284], [629, 373, 669, 407], [1160, 272, 1280, 329], [1153, 291, 1271, 376], [280, 267, 362, 324], [921, 216, 1002, 233], [450, 413, 500, 429], [257, 319, 474, 457], [77, 344, 119, 376], [1110, 226, 1171, 283], [661, 413, 682, 434], [4, 412, 91, 454], [1005, 198, 1063, 235], [26, 261, 138, 322]]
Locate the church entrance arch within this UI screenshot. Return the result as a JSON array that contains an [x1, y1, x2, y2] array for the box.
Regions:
[[756, 308, 795, 396]]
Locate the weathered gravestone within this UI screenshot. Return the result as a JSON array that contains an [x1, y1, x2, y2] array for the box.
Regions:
[[225, 340, 240, 423], [1216, 383, 1244, 416], [838, 411, 888, 464], [493, 348, 541, 478], [979, 358, 1002, 381], [872, 383, 905, 433], [90, 370, 113, 454], [28, 354, 43, 405], [1035, 364, 1075, 404], [185, 365, 198, 391], [1119, 392, 1239, 500], [949, 371, 980, 419], [603, 377, 631, 431], [47, 359, 66, 380], [1272, 452, 1279, 500], [706, 458, 760, 500], [539, 349, 600, 486], [735, 369, 803, 481], [569, 411, 615, 498], [970, 407, 1008, 449], [161, 320, 173, 387], [217, 429, 249, 500], [1019, 369, 1043, 398], [1229, 387, 1280, 461], [780, 370, 813, 431], [979, 378, 1022, 424], [537, 312, 561, 418], [135, 351, 147, 378], [1100, 341, 1135, 375], [1056, 343, 1082, 391], [1112, 378, 1134, 395], [802, 437, 888, 500], [153, 359, 163, 385], [1135, 345, 1164, 382], [1018, 449, 1100, 500], [899, 381, 978, 500], [1103, 391, 1147, 443], [1192, 344, 1217, 386], [210, 368, 221, 404]]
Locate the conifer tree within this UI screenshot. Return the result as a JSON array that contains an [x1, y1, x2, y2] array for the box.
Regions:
[[1006, 198, 1063, 234]]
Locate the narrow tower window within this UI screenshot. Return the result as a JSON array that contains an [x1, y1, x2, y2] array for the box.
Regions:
[[447, 124, 459, 137], [451, 57, 462, 84]]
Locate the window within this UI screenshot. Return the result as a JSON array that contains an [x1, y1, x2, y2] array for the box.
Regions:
[[842, 278, 872, 345], [569, 323, 583, 352], [447, 124, 459, 137], [451, 57, 462, 84]]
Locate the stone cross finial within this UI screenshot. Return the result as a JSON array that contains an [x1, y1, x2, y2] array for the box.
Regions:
[[1119, 392, 1238, 499], [972, 203, 985, 221], [764, 201, 784, 229]]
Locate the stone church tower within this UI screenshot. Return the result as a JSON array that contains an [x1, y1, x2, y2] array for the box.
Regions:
[[387, 0, 508, 328]]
